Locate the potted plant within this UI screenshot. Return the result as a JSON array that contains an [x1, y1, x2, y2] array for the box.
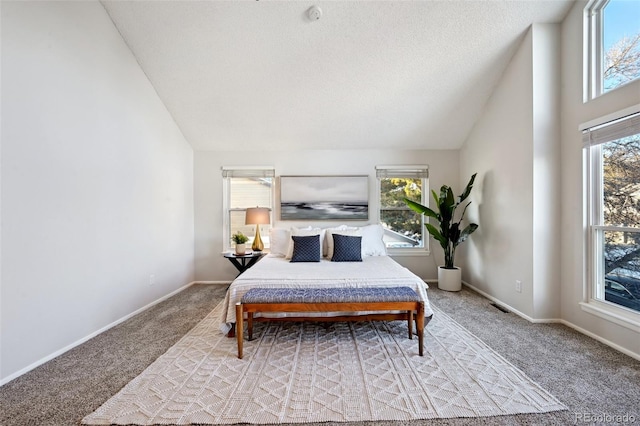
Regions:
[[232, 231, 249, 255], [404, 173, 478, 291]]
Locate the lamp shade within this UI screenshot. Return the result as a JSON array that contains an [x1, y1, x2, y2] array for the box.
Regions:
[[245, 207, 270, 225]]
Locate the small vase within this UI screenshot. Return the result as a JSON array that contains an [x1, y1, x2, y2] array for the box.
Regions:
[[235, 243, 246, 255], [438, 266, 462, 291]]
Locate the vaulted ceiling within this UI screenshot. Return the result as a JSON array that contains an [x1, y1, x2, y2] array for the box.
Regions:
[[101, 0, 574, 152]]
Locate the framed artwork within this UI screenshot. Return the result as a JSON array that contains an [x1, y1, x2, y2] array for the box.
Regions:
[[280, 176, 369, 220]]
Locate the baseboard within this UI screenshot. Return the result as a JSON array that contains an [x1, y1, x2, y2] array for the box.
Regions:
[[193, 281, 232, 285], [558, 319, 640, 361], [0, 282, 195, 387], [423, 278, 436, 288], [461, 281, 561, 323], [461, 281, 640, 361]]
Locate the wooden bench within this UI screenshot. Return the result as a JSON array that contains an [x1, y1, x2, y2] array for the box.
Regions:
[[235, 286, 425, 359]]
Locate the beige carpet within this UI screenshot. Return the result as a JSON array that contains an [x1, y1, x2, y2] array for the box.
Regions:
[[82, 302, 566, 425]]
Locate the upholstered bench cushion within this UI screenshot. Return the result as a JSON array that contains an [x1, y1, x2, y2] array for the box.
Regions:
[[241, 286, 419, 304]]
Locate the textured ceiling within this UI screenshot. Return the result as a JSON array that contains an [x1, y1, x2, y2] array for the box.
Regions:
[[101, 0, 574, 151]]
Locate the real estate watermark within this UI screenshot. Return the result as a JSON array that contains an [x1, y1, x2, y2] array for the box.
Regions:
[[575, 412, 636, 424]]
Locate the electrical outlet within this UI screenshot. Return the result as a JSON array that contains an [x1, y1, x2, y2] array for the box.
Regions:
[[149, 274, 155, 286], [515, 280, 522, 293]]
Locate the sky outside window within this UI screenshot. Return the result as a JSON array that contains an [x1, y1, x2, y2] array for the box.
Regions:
[[603, 0, 640, 92], [604, 0, 640, 48]]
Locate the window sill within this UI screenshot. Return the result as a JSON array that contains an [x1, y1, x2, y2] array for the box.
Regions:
[[387, 248, 431, 257], [580, 300, 640, 333]]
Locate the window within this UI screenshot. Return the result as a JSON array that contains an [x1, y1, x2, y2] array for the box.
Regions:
[[583, 111, 640, 323], [222, 167, 274, 251], [586, 0, 640, 99], [376, 166, 429, 253]]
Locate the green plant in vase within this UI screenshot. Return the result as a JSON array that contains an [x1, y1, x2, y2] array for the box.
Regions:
[[404, 173, 479, 291], [232, 231, 249, 255]]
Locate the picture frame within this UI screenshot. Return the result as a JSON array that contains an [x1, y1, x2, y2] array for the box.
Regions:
[[280, 175, 369, 220]]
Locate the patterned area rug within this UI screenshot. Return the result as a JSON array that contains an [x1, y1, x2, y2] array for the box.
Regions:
[[82, 302, 566, 425]]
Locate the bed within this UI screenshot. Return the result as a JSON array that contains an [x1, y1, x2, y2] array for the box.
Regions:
[[219, 252, 434, 335]]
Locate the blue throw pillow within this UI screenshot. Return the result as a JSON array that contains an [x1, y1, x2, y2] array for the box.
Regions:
[[290, 235, 321, 262], [331, 234, 362, 262]]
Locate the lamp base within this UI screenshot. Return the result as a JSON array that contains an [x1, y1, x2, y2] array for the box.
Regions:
[[252, 225, 264, 251]]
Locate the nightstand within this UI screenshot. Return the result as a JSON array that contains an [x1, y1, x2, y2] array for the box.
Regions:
[[224, 252, 264, 276]]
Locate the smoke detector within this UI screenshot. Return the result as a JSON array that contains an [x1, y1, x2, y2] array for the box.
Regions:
[[307, 6, 322, 21]]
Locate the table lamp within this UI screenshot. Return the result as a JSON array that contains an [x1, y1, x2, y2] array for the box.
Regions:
[[245, 207, 270, 252]]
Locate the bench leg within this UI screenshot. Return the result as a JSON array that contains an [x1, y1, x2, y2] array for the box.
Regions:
[[408, 309, 414, 339], [247, 312, 254, 340], [235, 303, 243, 359], [226, 323, 235, 338], [416, 302, 425, 356]]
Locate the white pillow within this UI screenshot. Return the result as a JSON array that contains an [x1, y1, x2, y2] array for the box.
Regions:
[[322, 225, 358, 257], [286, 227, 323, 259], [361, 223, 387, 257], [269, 227, 291, 257], [326, 227, 361, 260]]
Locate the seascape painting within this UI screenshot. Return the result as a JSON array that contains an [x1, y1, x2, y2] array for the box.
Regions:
[[280, 176, 369, 220]]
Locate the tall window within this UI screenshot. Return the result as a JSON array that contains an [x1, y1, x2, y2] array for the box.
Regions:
[[222, 167, 274, 250], [376, 166, 429, 253], [584, 112, 640, 317], [586, 0, 640, 99]]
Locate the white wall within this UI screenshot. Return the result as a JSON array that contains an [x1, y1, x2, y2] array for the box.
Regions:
[[1, 1, 195, 382], [462, 3, 640, 359], [194, 149, 459, 282], [459, 29, 536, 318], [460, 24, 562, 321], [531, 24, 561, 320], [559, 1, 640, 357]]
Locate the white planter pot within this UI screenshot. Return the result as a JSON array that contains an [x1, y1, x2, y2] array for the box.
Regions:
[[235, 243, 246, 255], [438, 266, 462, 292]]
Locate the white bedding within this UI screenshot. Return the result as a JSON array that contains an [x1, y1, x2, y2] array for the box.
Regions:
[[220, 254, 434, 334]]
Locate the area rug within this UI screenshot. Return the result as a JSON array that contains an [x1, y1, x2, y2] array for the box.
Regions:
[[82, 302, 566, 425]]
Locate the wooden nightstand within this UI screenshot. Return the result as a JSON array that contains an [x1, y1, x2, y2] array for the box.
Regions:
[[224, 252, 264, 276]]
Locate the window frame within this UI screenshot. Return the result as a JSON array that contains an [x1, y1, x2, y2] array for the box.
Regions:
[[375, 165, 430, 256], [222, 166, 275, 252], [585, 0, 640, 100], [582, 109, 640, 332], [585, 0, 605, 100]]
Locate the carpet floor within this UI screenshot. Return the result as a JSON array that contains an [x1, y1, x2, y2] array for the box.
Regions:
[[81, 303, 564, 424], [1, 284, 639, 426]]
